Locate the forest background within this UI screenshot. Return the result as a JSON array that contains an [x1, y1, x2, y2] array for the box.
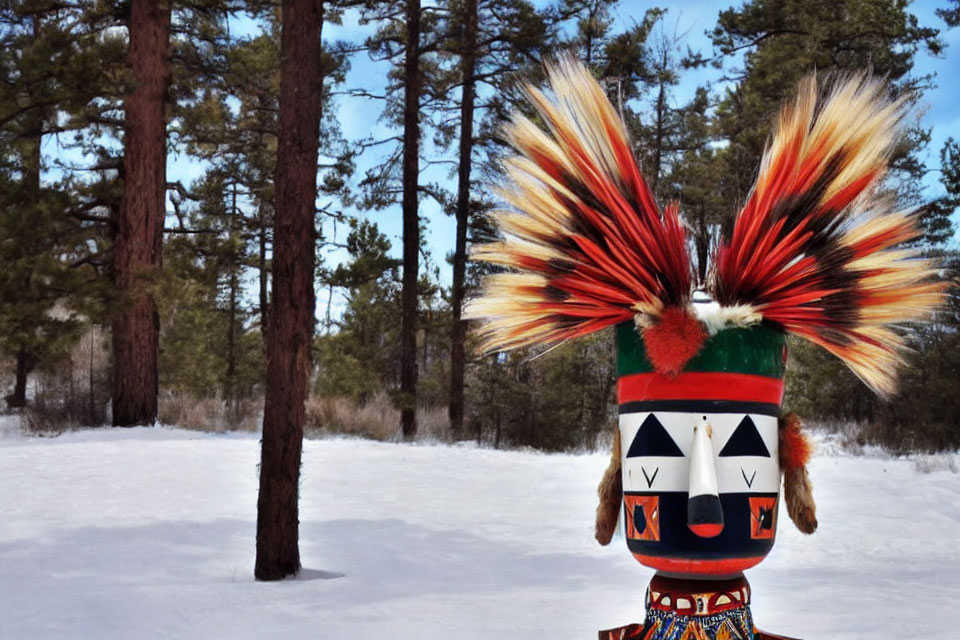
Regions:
[[2, 0, 959, 456]]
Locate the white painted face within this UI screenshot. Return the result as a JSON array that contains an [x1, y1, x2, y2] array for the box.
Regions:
[[620, 411, 780, 495]]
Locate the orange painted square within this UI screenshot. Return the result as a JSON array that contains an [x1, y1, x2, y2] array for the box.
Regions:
[[624, 495, 659, 541], [749, 496, 777, 540]]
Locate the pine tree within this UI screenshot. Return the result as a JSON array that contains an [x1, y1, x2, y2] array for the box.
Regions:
[[111, 0, 173, 426], [939, 0, 960, 27], [447, 0, 477, 439], [399, 0, 423, 437], [163, 5, 351, 411], [662, 87, 724, 285], [0, 3, 124, 410], [441, 0, 553, 437], [923, 138, 960, 246], [355, 0, 448, 437], [316, 221, 402, 400], [255, 0, 325, 581], [700, 0, 944, 235]]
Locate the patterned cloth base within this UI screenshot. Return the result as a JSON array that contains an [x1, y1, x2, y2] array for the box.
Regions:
[[598, 575, 799, 640], [599, 608, 754, 640]]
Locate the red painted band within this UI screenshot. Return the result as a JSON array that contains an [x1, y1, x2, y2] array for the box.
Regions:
[[688, 522, 724, 538], [632, 553, 767, 576], [618, 372, 784, 405]]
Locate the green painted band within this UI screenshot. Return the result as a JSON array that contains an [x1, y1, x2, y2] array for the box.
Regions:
[[616, 320, 786, 379]]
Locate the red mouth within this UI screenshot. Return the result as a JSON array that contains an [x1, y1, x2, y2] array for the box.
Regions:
[[688, 522, 724, 538]]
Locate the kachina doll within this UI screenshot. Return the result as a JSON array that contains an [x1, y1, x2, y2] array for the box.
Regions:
[[466, 57, 944, 639]]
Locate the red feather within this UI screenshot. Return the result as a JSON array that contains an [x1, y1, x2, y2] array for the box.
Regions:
[[711, 73, 944, 395], [467, 56, 692, 353]]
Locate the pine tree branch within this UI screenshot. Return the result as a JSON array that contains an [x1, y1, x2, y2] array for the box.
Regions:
[[163, 226, 219, 234], [0, 98, 62, 129], [345, 89, 389, 100], [167, 181, 203, 201], [717, 28, 809, 56]]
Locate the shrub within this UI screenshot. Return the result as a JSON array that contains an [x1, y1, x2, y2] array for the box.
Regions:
[[158, 391, 261, 433], [304, 391, 450, 441]]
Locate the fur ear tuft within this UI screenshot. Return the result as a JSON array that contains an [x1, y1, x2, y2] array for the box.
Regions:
[[595, 429, 622, 545], [779, 412, 812, 471], [779, 413, 818, 534]]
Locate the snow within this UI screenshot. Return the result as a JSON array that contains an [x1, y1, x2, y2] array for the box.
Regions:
[[1, 421, 959, 639]]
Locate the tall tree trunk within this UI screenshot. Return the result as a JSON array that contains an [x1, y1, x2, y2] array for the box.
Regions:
[[448, 0, 477, 438], [695, 204, 709, 286], [258, 203, 269, 334], [88, 328, 97, 424], [650, 47, 668, 196], [9, 15, 46, 411], [112, 0, 171, 426], [10, 346, 33, 409], [399, 0, 422, 438], [421, 316, 428, 371], [324, 281, 333, 333], [255, 0, 323, 582], [227, 185, 240, 421]]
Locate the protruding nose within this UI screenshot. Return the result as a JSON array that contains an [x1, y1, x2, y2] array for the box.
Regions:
[[688, 416, 724, 538]]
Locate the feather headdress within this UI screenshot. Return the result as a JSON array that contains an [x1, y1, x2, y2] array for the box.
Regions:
[[467, 58, 944, 395], [465, 57, 693, 357], [713, 73, 944, 395]]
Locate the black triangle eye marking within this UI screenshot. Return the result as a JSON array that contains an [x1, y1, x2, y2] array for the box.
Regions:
[[719, 415, 771, 457], [626, 414, 683, 457]]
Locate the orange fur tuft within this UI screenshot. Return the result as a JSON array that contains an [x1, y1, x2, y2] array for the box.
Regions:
[[779, 413, 817, 533], [779, 412, 812, 471], [641, 307, 707, 376], [595, 429, 622, 546]]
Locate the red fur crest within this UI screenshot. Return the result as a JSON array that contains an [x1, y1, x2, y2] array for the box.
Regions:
[[642, 307, 707, 376]]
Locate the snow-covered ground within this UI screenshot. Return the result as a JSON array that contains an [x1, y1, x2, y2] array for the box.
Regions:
[[1, 417, 958, 639]]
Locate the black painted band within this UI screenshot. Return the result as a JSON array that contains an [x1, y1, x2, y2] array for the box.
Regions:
[[624, 491, 778, 559], [619, 400, 780, 417]]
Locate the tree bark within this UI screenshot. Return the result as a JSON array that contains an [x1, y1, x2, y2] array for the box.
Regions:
[[9, 346, 34, 409], [111, 0, 171, 426], [227, 184, 240, 421], [651, 65, 666, 196], [227, 184, 239, 389], [448, 0, 477, 439], [695, 204, 709, 286], [255, 0, 323, 582], [258, 203, 269, 334], [400, 0, 422, 438], [9, 15, 45, 411]]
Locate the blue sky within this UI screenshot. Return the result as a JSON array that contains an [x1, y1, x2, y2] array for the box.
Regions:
[[161, 1, 960, 319]]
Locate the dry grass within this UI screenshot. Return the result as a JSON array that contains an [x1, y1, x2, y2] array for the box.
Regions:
[[158, 392, 261, 433], [417, 405, 451, 441], [20, 326, 111, 435], [304, 391, 450, 441], [912, 453, 959, 474]]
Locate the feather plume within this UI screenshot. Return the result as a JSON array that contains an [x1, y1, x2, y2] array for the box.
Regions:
[[465, 57, 692, 352], [712, 73, 945, 395]]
